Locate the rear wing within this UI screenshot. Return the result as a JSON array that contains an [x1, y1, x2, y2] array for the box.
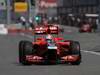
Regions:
[[34, 25, 58, 34]]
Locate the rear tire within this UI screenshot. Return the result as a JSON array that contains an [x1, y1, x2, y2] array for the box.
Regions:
[[19, 40, 33, 65]]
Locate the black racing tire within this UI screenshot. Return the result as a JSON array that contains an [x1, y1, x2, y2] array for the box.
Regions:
[[19, 40, 25, 63], [70, 41, 82, 65], [19, 40, 33, 65]]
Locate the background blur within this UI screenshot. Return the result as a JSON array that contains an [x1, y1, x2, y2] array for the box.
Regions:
[[0, 0, 99, 27]]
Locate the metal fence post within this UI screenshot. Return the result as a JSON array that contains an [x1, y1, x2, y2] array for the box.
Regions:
[[27, 0, 31, 19], [6, 0, 11, 25], [34, 0, 39, 24]]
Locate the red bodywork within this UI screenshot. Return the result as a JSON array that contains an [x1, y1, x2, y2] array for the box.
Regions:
[[79, 24, 92, 32], [25, 37, 80, 63], [19, 24, 81, 65], [34, 25, 59, 34]]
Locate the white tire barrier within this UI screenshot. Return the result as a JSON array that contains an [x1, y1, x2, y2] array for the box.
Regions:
[[0, 24, 8, 35]]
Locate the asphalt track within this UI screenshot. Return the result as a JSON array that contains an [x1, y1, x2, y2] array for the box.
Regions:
[[0, 26, 100, 75]]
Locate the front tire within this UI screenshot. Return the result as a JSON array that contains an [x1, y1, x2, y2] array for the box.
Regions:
[[70, 41, 82, 65], [19, 40, 33, 65]]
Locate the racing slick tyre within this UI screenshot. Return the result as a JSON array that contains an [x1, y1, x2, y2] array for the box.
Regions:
[[19, 40, 33, 65], [19, 40, 24, 63], [70, 41, 82, 65]]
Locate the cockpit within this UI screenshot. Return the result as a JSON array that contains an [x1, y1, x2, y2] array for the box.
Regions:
[[45, 34, 55, 44]]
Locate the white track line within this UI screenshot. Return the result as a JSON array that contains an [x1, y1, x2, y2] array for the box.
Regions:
[[20, 33, 100, 56], [81, 50, 100, 56]]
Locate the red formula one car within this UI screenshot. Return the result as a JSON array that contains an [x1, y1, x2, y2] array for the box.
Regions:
[[19, 26, 81, 65], [79, 23, 92, 32]]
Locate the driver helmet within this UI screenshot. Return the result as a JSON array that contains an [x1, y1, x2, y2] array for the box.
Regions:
[[46, 35, 54, 44], [46, 34, 52, 40]]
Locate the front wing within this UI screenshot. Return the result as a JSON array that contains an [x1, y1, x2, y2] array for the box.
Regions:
[[26, 55, 80, 64]]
